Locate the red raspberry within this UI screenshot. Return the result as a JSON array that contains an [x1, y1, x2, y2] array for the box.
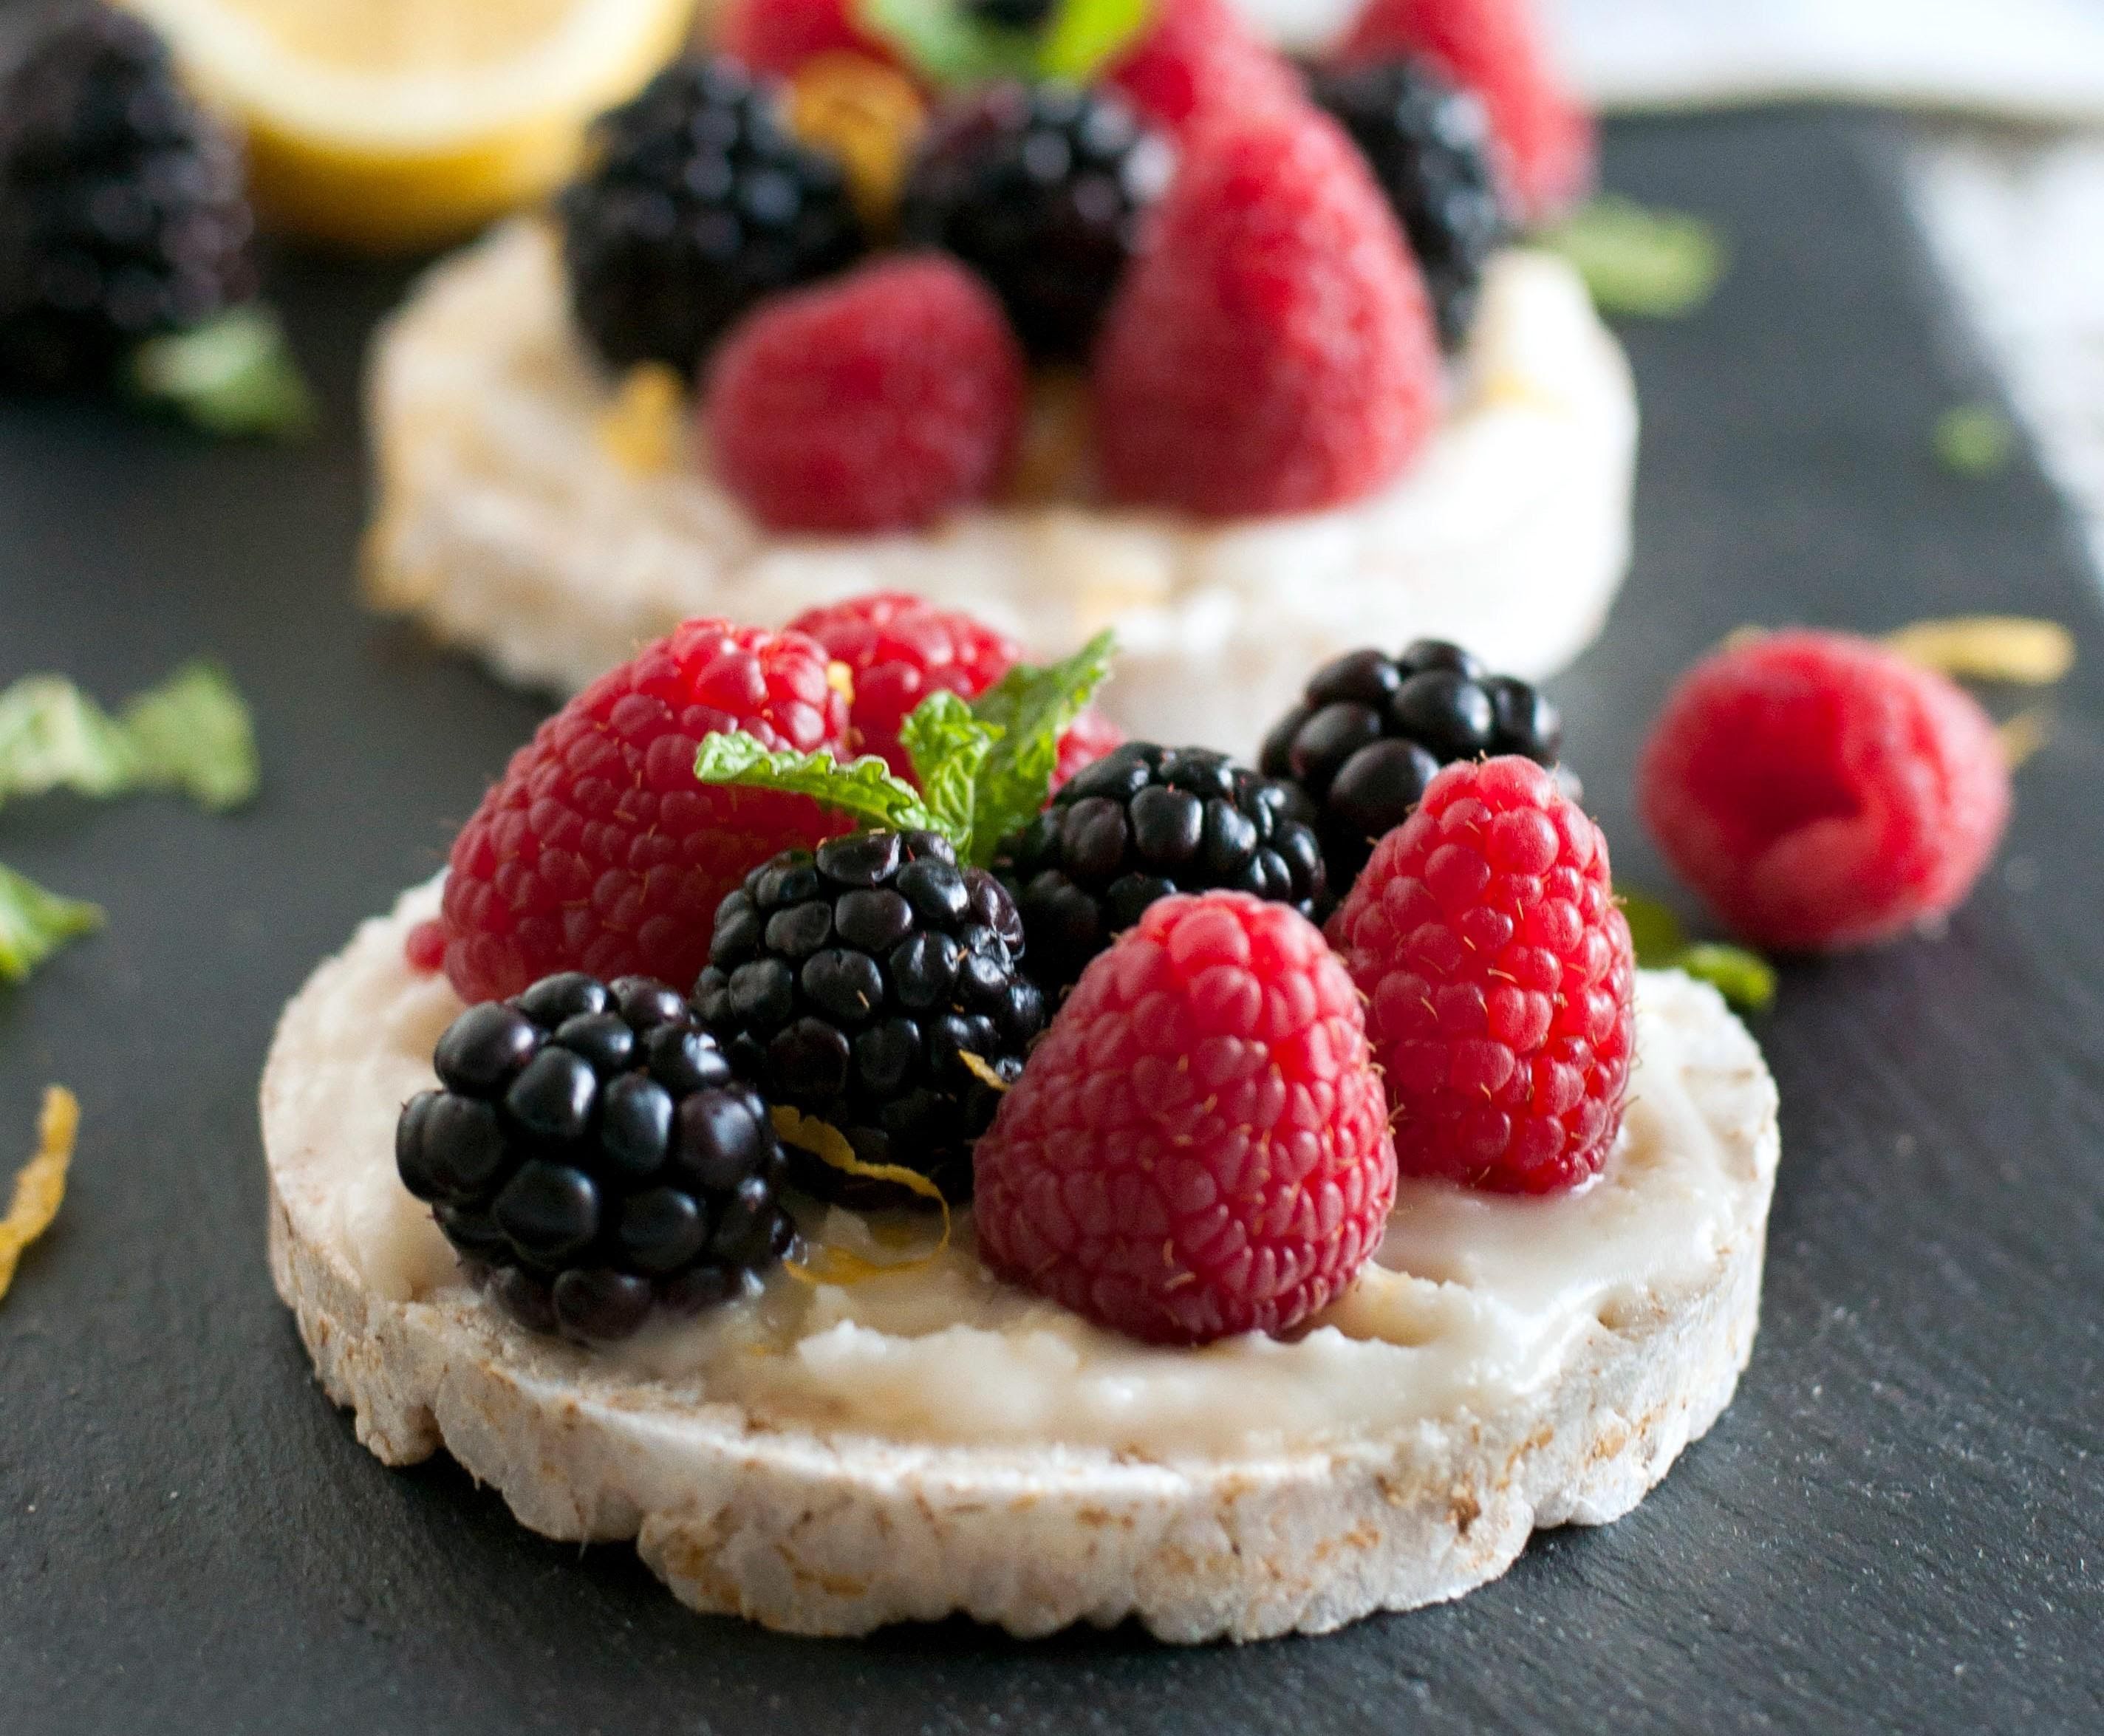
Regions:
[[787, 590, 1122, 785], [717, 0, 898, 78], [1102, 0, 1302, 136], [1337, 0, 1595, 219], [974, 892, 1397, 1344], [706, 256, 1026, 534], [1092, 100, 1442, 519], [437, 618, 851, 1005], [1326, 756, 1634, 1195], [1637, 630, 2011, 952]]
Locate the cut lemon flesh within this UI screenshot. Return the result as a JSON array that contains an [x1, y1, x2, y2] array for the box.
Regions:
[[120, 0, 697, 250]]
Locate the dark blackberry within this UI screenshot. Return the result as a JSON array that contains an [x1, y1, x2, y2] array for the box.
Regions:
[[1259, 639, 1565, 895], [397, 971, 796, 1343], [991, 742, 1328, 992], [898, 80, 1170, 361], [1305, 57, 1504, 351], [0, 4, 257, 390], [559, 55, 864, 377], [694, 830, 1047, 1209]]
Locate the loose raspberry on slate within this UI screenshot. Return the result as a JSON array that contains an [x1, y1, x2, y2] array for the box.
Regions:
[[1101, 0, 1302, 137], [974, 892, 1398, 1345], [437, 618, 851, 1005], [1092, 99, 1443, 519], [1326, 756, 1634, 1194], [1636, 629, 2011, 952], [1336, 0, 1594, 219], [717, 0, 898, 78], [706, 255, 1027, 533], [788, 591, 1121, 784]]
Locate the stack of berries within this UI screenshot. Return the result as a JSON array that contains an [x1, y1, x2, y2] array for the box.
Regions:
[[556, 0, 1595, 533]]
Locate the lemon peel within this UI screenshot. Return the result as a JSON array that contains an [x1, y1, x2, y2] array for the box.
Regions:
[[595, 363, 686, 474], [772, 1107, 951, 1286], [956, 1050, 1010, 1093], [1998, 708, 2052, 770], [0, 1087, 79, 1304], [1885, 616, 2075, 686]]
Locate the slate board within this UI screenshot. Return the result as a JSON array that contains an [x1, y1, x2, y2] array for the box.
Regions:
[[1, 109, 2099, 1735]]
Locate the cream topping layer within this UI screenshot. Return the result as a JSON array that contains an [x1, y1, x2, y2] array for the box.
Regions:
[[267, 881, 1777, 1459], [365, 220, 1638, 761]]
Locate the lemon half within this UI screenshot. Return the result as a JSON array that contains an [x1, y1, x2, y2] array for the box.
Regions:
[[122, 0, 698, 251]]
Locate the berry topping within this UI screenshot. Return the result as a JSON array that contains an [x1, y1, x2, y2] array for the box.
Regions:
[[718, 0, 900, 79], [1101, 0, 1302, 137], [1305, 58, 1506, 350], [0, 3, 258, 390], [1325, 756, 1634, 1194], [437, 618, 851, 1005], [1092, 99, 1442, 519], [705, 253, 1026, 532], [694, 830, 1045, 1205], [1636, 629, 2012, 952], [1259, 638, 1562, 897], [788, 590, 1121, 785], [991, 741, 1327, 992], [898, 81, 1170, 360], [398, 972, 796, 1342], [974, 891, 1397, 1344], [559, 56, 864, 377], [1336, 0, 1594, 220]]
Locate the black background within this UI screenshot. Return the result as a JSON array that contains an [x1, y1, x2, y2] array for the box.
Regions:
[[1, 112, 2100, 1734]]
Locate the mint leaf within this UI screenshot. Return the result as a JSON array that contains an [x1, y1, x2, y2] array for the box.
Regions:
[[694, 734, 941, 835], [0, 666, 258, 813], [1618, 889, 1689, 967], [1676, 943, 1777, 1015], [1933, 404, 2015, 479], [1039, 0, 1155, 79], [901, 691, 996, 848], [1547, 197, 1726, 319], [855, 0, 1039, 83], [0, 677, 140, 804], [130, 307, 316, 440], [966, 630, 1115, 861], [120, 662, 259, 811], [0, 864, 103, 984]]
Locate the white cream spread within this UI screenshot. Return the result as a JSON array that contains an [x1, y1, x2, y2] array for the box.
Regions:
[[265, 881, 1777, 1459], [363, 220, 1638, 760]]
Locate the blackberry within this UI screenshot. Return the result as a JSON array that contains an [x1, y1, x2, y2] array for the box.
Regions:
[[0, 4, 257, 390], [397, 971, 796, 1343], [992, 742, 1328, 992], [694, 830, 1047, 1208], [1305, 58, 1504, 351], [559, 55, 864, 377], [899, 80, 1170, 360], [1259, 639, 1565, 895]]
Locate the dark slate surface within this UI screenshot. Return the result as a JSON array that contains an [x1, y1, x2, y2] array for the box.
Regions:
[[1, 109, 2099, 1735]]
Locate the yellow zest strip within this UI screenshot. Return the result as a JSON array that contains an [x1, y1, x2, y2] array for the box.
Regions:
[[1998, 708, 2052, 770], [772, 1107, 951, 1288], [1885, 616, 2075, 686], [595, 363, 686, 475], [0, 1087, 78, 1303], [956, 1050, 1009, 1093]]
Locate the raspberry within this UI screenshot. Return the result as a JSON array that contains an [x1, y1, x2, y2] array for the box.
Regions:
[[976, 892, 1395, 1344], [705, 255, 1026, 533], [1636, 630, 2011, 952], [437, 618, 851, 1005], [1325, 756, 1634, 1194], [717, 0, 898, 79], [1102, 0, 1302, 137], [1092, 100, 1442, 519], [1336, 0, 1594, 219], [786, 590, 1121, 784]]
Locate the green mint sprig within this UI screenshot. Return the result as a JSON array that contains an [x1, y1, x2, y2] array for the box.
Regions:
[[855, 0, 1155, 88], [695, 632, 1115, 866], [129, 307, 316, 441], [0, 663, 259, 984], [1619, 889, 1775, 1014], [1547, 197, 1726, 320]]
